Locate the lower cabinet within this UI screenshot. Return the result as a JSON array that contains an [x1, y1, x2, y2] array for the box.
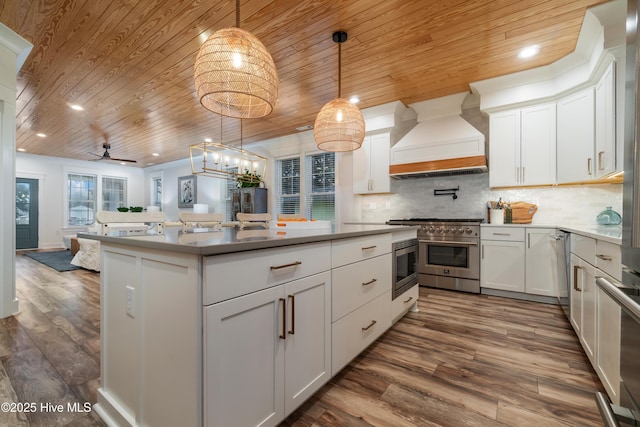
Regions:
[[570, 254, 597, 364], [480, 227, 525, 292], [205, 271, 331, 427], [596, 274, 621, 404], [525, 228, 558, 296]]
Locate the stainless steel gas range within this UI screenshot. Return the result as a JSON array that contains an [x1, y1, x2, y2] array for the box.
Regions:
[[387, 218, 483, 293]]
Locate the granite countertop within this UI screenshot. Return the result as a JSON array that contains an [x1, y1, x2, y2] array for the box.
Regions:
[[481, 222, 622, 245], [79, 224, 417, 256]]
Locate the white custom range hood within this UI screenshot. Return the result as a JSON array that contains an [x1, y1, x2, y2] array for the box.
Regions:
[[389, 93, 486, 178]]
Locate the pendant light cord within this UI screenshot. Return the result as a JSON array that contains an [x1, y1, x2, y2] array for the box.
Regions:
[[236, 0, 240, 27], [337, 42, 342, 98]]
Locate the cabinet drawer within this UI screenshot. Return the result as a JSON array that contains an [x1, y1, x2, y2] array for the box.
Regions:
[[571, 234, 596, 264], [481, 227, 525, 241], [331, 233, 391, 268], [332, 254, 391, 321], [332, 290, 391, 375], [596, 240, 621, 281], [391, 284, 418, 324], [204, 241, 331, 305]]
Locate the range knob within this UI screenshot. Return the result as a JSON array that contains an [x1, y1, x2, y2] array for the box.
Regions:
[[443, 227, 450, 233], [428, 226, 435, 232], [435, 227, 442, 233], [458, 228, 464, 234], [465, 228, 473, 234]]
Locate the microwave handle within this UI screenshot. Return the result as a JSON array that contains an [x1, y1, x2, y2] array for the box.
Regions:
[[595, 391, 636, 426]]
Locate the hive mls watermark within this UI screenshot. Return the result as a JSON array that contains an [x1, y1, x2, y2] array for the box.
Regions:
[[0, 402, 92, 413]]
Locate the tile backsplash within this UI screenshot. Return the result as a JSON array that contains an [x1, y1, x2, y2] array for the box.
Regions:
[[359, 173, 622, 226]]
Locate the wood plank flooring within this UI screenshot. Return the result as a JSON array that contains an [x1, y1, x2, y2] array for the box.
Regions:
[[3, 252, 605, 426]]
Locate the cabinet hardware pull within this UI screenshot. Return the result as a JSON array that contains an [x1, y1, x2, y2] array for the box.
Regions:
[[598, 151, 604, 170], [270, 261, 302, 270], [361, 245, 377, 251], [482, 244, 484, 260], [403, 296, 414, 304], [362, 320, 377, 331], [492, 232, 511, 236], [573, 265, 582, 291], [527, 233, 530, 249], [279, 298, 286, 340], [596, 254, 613, 261], [522, 166, 525, 182], [288, 295, 295, 335], [587, 158, 592, 175], [362, 278, 377, 286]]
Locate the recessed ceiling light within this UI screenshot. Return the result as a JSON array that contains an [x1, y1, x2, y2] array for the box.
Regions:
[[518, 45, 539, 59], [147, 162, 155, 166], [349, 96, 360, 104], [152, 152, 160, 157], [204, 138, 212, 143], [17, 148, 26, 152], [36, 133, 47, 138], [70, 104, 84, 111], [120, 162, 127, 166]]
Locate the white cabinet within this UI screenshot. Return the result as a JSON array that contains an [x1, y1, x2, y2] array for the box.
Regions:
[[205, 270, 332, 426], [571, 254, 597, 363], [489, 104, 556, 187], [480, 227, 525, 292], [596, 272, 621, 405], [353, 133, 391, 194], [525, 228, 558, 296], [557, 88, 595, 183], [595, 62, 616, 178]]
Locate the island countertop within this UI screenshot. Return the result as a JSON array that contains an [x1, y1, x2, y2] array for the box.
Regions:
[[79, 223, 416, 256]]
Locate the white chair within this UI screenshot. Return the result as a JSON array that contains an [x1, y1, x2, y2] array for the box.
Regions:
[[236, 213, 272, 229], [178, 212, 224, 232]]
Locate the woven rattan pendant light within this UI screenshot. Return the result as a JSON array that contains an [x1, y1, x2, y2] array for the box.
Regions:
[[194, 0, 278, 119], [314, 31, 365, 152]]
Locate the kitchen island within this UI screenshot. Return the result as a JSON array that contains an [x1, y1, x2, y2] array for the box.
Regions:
[[82, 224, 418, 427]]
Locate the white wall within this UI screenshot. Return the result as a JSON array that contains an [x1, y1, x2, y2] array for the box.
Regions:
[[16, 153, 145, 248]]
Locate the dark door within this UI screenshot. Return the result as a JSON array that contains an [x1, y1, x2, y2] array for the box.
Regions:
[[16, 178, 39, 249]]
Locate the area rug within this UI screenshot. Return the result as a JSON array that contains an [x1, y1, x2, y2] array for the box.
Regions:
[[23, 250, 82, 272]]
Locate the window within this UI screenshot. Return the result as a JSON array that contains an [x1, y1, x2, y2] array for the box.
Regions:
[[305, 152, 335, 222], [152, 176, 162, 210], [67, 173, 97, 226], [275, 157, 301, 215], [102, 176, 127, 211]]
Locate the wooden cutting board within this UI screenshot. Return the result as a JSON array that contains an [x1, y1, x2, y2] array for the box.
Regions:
[[509, 202, 537, 224]]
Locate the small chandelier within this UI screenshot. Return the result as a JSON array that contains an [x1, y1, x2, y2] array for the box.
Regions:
[[314, 31, 365, 152], [194, 0, 278, 119], [190, 118, 267, 184]]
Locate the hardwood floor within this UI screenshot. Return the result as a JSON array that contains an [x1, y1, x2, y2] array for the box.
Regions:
[[3, 252, 604, 426]]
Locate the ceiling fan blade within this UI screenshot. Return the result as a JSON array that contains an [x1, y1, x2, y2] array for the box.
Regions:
[[88, 152, 104, 159], [109, 157, 137, 163]]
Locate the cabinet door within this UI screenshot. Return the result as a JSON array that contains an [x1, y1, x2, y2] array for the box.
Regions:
[[353, 136, 372, 194], [369, 133, 391, 193], [521, 104, 556, 185], [525, 228, 558, 296], [557, 88, 595, 183], [596, 278, 621, 404], [480, 240, 525, 292], [580, 260, 597, 364], [595, 62, 616, 178], [284, 271, 332, 416], [489, 110, 521, 187], [570, 254, 583, 335], [205, 286, 285, 427]]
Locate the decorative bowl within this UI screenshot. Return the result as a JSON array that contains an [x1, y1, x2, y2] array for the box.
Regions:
[[129, 206, 144, 212], [117, 207, 129, 212]]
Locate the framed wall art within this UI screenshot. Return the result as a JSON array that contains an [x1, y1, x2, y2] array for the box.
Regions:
[[178, 175, 197, 208]]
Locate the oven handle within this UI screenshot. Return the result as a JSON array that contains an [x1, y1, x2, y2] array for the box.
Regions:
[[419, 240, 478, 246], [596, 277, 640, 325]]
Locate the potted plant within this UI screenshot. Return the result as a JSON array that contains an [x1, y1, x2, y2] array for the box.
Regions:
[[236, 169, 262, 188]]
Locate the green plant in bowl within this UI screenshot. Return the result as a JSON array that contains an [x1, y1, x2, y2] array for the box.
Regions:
[[129, 206, 144, 212], [117, 207, 129, 212]]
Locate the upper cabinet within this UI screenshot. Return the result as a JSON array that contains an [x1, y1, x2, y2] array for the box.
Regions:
[[595, 62, 616, 178], [353, 133, 391, 194], [489, 103, 556, 188], [557, 88, 596, 183]]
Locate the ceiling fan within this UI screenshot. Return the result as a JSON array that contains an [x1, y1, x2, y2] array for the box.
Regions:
[[90, 143, 137, 163]]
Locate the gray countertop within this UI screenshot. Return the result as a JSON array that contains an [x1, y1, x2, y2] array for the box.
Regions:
[[79, 224, 417, 256], [481, 223, 622, 245]]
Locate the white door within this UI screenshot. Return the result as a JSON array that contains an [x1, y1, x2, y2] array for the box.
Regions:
[[205, 286, 285, 427], [525, 228, 558, 296], [521, 104, 556, 186], [569, 254, 583, 336], [283, 271, 332, 416], [352, 136, 372, 194], [557, 88, 595, 183], [595, 62, 616, 178], [489, 110, 521, 187]]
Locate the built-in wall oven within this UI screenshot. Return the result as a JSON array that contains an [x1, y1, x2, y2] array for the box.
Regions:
[[392, 238, 418, 300], [388, 218, 483, 293]]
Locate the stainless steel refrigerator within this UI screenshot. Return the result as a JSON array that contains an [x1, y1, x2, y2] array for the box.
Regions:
[[596, 0, 640, 424]]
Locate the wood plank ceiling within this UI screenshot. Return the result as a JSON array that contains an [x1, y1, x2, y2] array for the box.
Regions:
[[1, 0, 610, 166]]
